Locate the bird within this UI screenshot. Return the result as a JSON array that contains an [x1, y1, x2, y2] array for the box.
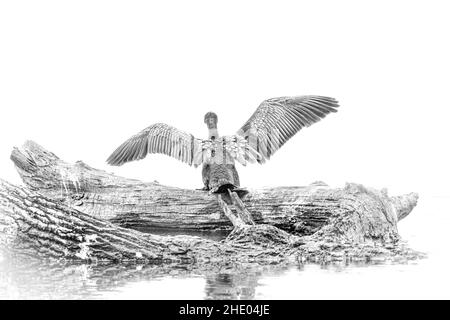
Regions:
[[106, 95, 339, 196]]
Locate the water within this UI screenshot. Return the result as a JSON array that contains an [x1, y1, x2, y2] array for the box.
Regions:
[[1, 196, 449, 299]]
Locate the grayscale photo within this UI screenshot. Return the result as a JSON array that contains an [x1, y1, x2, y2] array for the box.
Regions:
[[0, 0, 449, 305]]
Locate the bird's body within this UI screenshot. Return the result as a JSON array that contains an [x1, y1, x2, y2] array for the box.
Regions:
[[201, 111, 241, 192], [107, 95, 339, 195], [202, 163, 240, 192]]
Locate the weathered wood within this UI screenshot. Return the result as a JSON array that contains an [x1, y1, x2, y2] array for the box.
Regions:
[[0, 178, 261, 263], [0, 178, 316, 264], [0, 140, 423, 263], [0, 178, 422, 264], [0, 142, 424, 265], [0, 179, 206, 263], [11, 141, 418, 239], [218, 191, 256, 228]]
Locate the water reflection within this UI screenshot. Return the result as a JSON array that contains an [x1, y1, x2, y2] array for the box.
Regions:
[[0, 254, 279, 299], [204, 265, 290, 300], [0, 253, 417, 300]]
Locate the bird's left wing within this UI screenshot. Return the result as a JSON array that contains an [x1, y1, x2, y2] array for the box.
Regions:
[[106, 123, 203, 167]]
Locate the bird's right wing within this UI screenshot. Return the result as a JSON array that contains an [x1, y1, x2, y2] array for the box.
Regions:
[[106, 123, 203, 167], [237, 95, 339, 163]]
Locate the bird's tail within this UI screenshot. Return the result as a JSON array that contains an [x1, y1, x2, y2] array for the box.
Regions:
[[211, 180, 249, 204]]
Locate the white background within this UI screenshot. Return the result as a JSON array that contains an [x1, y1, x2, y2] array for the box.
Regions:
[[0, 1, 449, 299]]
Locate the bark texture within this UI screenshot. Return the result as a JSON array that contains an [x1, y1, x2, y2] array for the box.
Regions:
[[0, 178, 421, 264], [0, 179, 302, 264], [0, 140, 423, 264], [11, 141, 417, 236]]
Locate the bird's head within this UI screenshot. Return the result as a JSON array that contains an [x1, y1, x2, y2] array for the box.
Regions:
[[204, 112, 218, 130]]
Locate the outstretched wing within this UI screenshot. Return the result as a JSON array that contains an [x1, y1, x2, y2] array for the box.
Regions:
[[106, 123, 201, 166], [237, 95, 339, 162]]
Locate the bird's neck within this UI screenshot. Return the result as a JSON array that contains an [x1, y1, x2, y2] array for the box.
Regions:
[[208, 127, 219, 140]]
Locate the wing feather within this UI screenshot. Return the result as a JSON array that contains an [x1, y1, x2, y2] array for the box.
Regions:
[[237, 95, 339, 161], [106, 123, 201, 166]]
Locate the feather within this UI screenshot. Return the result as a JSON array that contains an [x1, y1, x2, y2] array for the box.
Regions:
[[106, 123, 202, 167], [236, 95, 339, 162]]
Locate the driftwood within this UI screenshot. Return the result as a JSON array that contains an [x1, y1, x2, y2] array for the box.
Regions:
[[0, 140, 422, 263], [11, 141, 416, 235]]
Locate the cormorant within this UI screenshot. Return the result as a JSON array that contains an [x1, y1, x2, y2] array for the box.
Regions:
[[107, 95, 339, 195]]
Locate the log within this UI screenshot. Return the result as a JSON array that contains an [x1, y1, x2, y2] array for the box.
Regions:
[[11, 141, 418, 240], [0, 178, 422, 264], [0, 178, 266, 264], [0, 175, 312, 264], [0, 178, 316, 264], [0, 140, 423, 263]]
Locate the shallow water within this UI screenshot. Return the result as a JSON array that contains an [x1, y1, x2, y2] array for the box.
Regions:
[[1, 196, 449, 299]]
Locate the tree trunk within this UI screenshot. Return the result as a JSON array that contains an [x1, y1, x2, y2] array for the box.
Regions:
[[0, 140, 423, 263], [10, 141, 418, 239], [0, 178, 421, 264]]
